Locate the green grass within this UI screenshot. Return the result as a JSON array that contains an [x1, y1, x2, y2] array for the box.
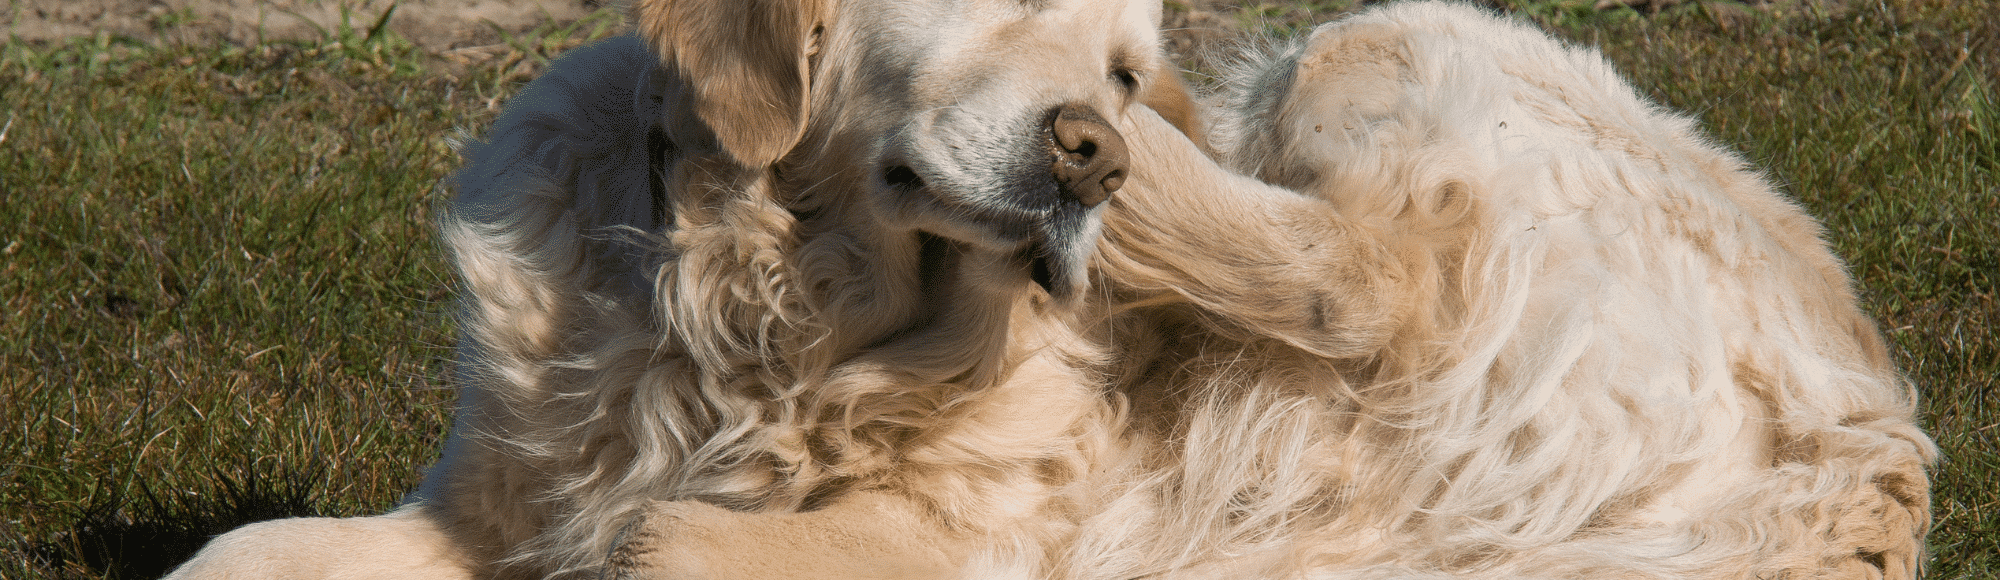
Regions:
[[0, 12, 622, 579], [2, 2, 1993, 578]]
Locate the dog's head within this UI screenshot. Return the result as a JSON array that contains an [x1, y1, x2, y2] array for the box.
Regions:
[[634, 0, 1199, 303]]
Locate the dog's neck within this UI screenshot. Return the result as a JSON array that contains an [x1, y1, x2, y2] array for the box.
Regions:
[[785, 191, 1027, 362], [765, 176, 1110, 502]]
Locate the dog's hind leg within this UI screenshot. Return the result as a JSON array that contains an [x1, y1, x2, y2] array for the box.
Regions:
[[163, 505, 476, 580]]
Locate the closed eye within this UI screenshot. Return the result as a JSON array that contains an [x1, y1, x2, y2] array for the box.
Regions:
[[1110, 50, 1142, 96], [1111, 67, 1141, 94]]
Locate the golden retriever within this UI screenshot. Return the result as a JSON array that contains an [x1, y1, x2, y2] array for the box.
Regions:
[[167, 1, 1935, 578]]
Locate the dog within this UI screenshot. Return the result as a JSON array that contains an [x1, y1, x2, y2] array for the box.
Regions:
[[167, 1, 1935, 578], [165, 0, 1201, 577]]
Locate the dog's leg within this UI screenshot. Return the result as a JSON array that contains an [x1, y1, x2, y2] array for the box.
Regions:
[[1099, 108, 1409, 360], [163, 505, 476, 580], [602, 491, 972, 580]]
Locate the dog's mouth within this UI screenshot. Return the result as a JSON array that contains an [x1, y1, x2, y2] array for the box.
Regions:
[[880, 161, 1099, 303], [1026, 246, 1058, 295], [1019, 201, 1101, 303]]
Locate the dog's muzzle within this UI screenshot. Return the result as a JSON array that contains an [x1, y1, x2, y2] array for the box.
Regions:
[[877, 103, 1130, 303], [1017, 103, 1127, 302]]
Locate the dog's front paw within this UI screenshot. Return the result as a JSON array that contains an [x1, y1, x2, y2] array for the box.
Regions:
[[602, 495, 968, 580]]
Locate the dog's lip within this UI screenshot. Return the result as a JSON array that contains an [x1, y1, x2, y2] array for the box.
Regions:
[[891, 176, 1047, 249]]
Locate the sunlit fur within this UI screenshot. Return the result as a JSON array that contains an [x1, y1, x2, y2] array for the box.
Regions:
[[1080, 3, 1935, 578]]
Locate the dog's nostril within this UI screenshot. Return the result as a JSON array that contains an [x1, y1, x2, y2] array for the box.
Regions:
[[1069, 140, 1097, 159], [884, 165, 924, 189], [1048, 104, 1128, 208], [1101, 169, 1125, 194]]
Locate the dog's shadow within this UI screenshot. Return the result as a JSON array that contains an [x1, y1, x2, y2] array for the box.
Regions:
[[24, 463, 331, 580]]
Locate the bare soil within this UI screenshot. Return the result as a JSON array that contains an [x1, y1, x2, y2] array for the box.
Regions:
[[4, 0, 1271, 83]]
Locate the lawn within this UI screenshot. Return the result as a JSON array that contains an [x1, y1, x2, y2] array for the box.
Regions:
[[2, 1, 1993, 578]]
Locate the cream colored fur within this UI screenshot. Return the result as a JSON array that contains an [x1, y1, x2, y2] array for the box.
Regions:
[[165, 2, 1935, 579]]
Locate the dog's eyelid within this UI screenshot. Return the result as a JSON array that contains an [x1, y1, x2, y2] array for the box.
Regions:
[[1109, 56, 1143, 94]]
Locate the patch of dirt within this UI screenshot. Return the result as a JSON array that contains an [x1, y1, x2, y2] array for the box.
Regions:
[[3, 0, 1275, 64], [4, 0, 605, 51], [1160, 0, 1248, 75], [3, 0, 1267, 80]]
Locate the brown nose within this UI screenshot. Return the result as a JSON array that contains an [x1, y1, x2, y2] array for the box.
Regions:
[[1048, 104, 1127, 207]]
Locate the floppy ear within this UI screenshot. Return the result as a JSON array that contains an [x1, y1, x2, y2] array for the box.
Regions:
[[1142, 67, 1205, 146], [634, 0, 831, 167]]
